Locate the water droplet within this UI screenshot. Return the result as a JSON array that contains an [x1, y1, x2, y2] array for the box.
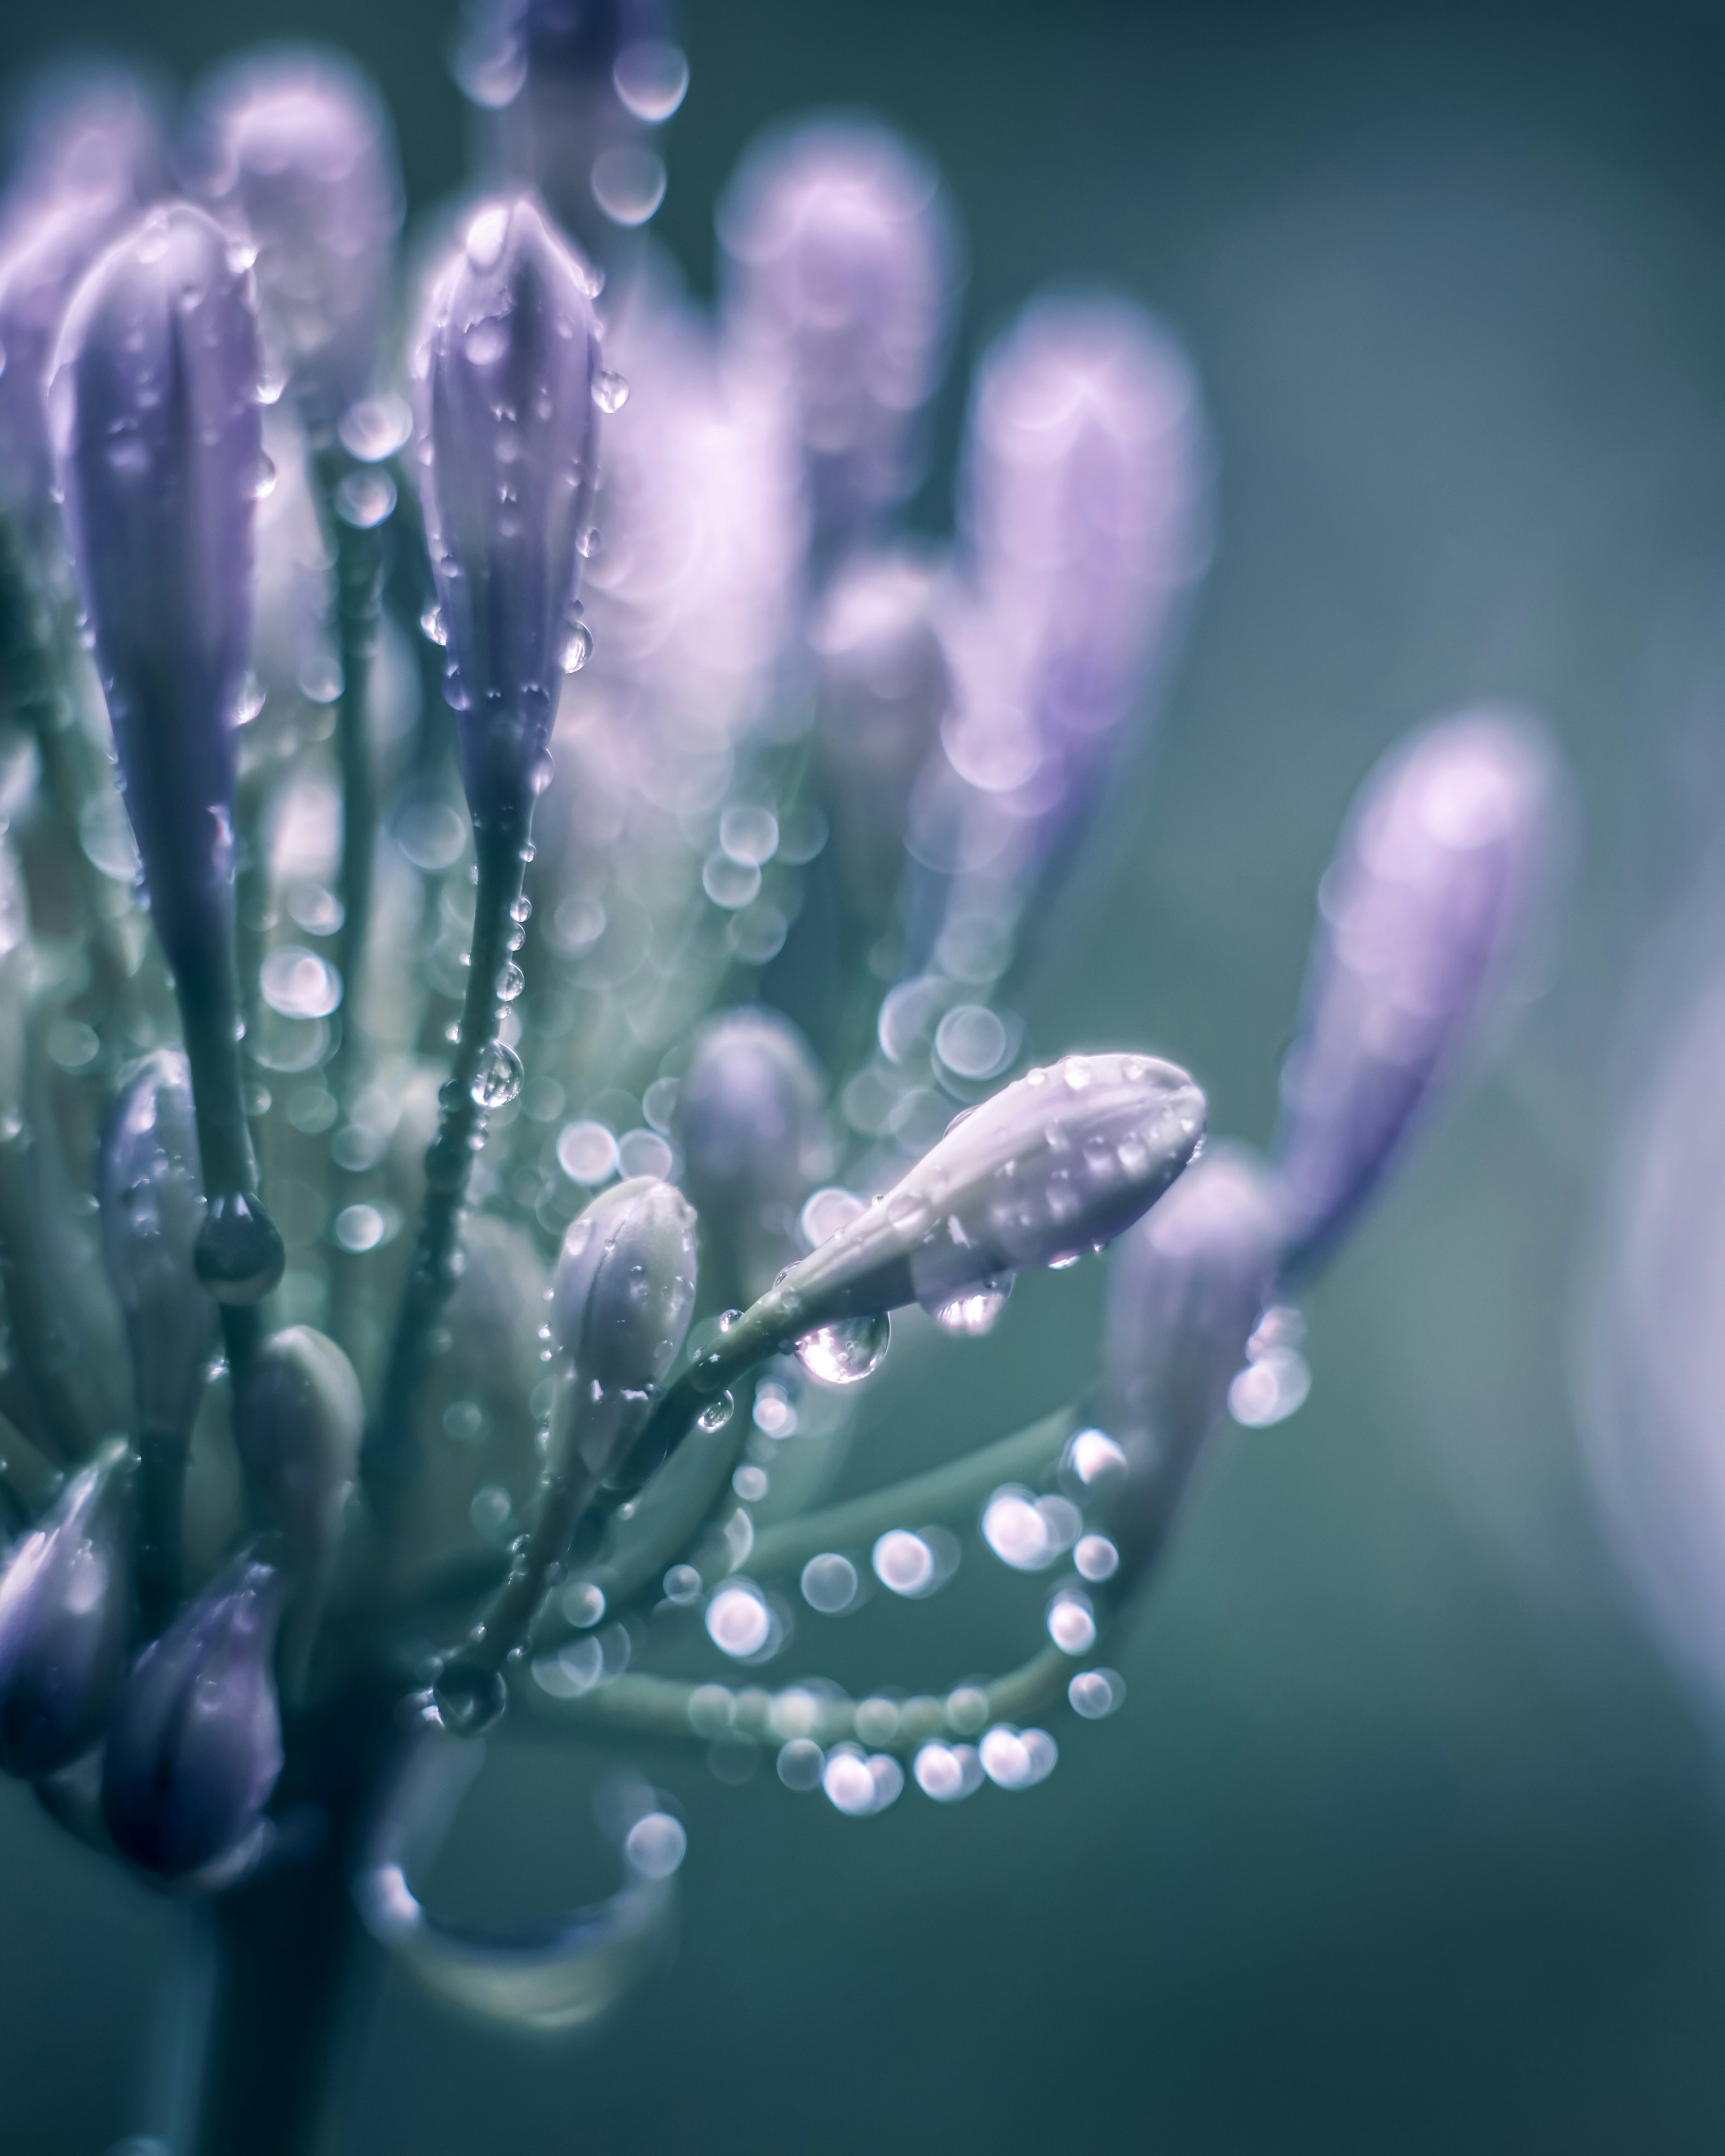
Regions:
[[624, 1811, 686, 1879], [464, 207, 511, 272], [560, 1580, 606, 1627], [795, 1312, 890, 1386], [333, 1203, 394, 1254], [577, 526, 603, 558], [419, 605, 448, 646], [335, 468, 396, 529], [935, 1005, 1010, 1081], [338, 393, 413, 463], [1074, 1534, 1119, 1583], [470, 1040, 522, 1109], [590, 145, 666, 227], [556, 1120, 619, 1185], [613, 37, 690, 121], [800, 1552, 858, 1614], [871, 1530, 933, 1596], [1068, 1668, 1126, 1720], [260, 947, 342, 1020], [495, 961, 525, 1003], [464, 317, 509, 368], [705, 1584, 770, 1659], [979, 1724, 1058, 1790], [558, 621, 592, 673], [1227, 1345, 1311, 1427], [662, 1565, 702, 1606], [593, 369, 630, 414], [1066, 1429, 1128, 1487], [777, 1737, 824, 1791], [431, 1660, 508, 1738], [800, 1187, 865, 1247], [249, 451, 277, 500], [914, 1743, 985, 1802], [194, 1192, 286, 1307], [697, 1392, 734, 1434], [1047, 1589, 1097, 1656], [927, 1273, 1013, 1337], [255, 366, 288, 407]]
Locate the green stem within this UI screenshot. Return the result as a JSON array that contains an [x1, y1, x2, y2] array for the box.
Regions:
[[362, 817, 527, 1537], [328, 508, 385, 1109], [136, 1425, 189, 1635]]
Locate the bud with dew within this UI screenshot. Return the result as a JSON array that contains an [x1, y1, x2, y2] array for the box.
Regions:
[[183, 48, 403, 447], [1093, 1147, 1282, 1581], [434, 1177, 697, 1733], [0, 1440, 133, 1779], [674, 1007, 831, 1304], [720, 119, 958, 572], [50, 203, 283, 1308], [236, 1328, 362, 1585], [1273, 708, 1559, 1276], [101, 1550, 284, 1880]]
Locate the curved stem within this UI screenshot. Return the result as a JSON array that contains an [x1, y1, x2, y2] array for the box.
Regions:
[[136, 1424, 189, 1635], [327, 501, 385, 1110], [362, 817, 527, 1537]]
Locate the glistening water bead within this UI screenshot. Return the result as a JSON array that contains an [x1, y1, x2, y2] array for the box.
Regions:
[[470, 1041, 523, 1109], [794, 1312, 890, 1385]]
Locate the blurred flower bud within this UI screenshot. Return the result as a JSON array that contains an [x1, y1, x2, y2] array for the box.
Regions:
[[1095, 1148, 1282, 1577], [97, 1051, 218, 1440], [810, 551, 951, 930], [674, 1008, 831, 1301], [0, 1440, 133, 1778], [412, 195, 602, 835], [102, 1551, 284, 1879], [236, 1327, 362, 1576], [49, 203, 262, 985], [762, 1051, 1204, 1334], [1, 65, 166, 245], [1274, 708, 1560, 1275], [720, 119, 958, 569], [184, 49, 403, 444]]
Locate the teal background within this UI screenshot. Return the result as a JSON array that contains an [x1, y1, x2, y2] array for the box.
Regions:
[[5, 1, 1725, 2148]]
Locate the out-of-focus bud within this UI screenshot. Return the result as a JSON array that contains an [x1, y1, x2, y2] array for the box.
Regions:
[[1273, 708, 1560, 1275], [98, 1051, 217, 1441], [184, 50, 403, 445], [763, 1051, 1203, 1333], [49, 203, 261, 983], [455, 0, 684, 265], [412, 195, 601, 837], [236, 1327, 361, 1574], [927, 296, 1211, 932], [1093, 1148, 1282, 1578], [720, 119, 958, 569], [0, 1440, 133, 1778], [810, 552, 951, 932], [1, 66, 166, 245], [102, 1551, 284, 1879], [674, 1008, 831, 1302]]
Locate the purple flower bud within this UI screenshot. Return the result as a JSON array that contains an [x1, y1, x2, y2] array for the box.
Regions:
[[1274, 708, 1560, 1274], [102, 1551, 284, 1879], [97, 1050, 218, 1440], [757, 1051, 1203, 1334], [0, 1440, 133, 1778], [412, 195, 602, 835], [48, 203, 262, 984], [183, 50, 403, 442], [1095, 1148, 1282, 1575], [719, 120, 959, 567], [0, 65, 166, 245], [936, 296, 1210, 893], [552, 1176, 697, 1392], [810, 552, 952, 927], [674, 1008, 832, 1299], [236, 1327, 362, 1575]]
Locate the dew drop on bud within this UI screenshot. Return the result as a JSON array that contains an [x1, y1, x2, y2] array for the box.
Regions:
[[470, 1041, 523, 1109], [420, 605, 448, 646], [577, 526, 603, 558], [926, 1274, 1013, 1337], [559, 621, 593, 673], [248, 452, 277, 500], [430, 1660, 507, 1737], [697, 1391, 735, 1433], [510, 896, 532, 925], [795, 1313, 891, 1387], [593, 371, 629, 414], [495, 961, 525, 1003]]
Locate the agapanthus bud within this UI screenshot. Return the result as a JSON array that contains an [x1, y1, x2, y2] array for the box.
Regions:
[[938, 296, 1210, 894], [1273, 709, 1559, 1275], [674, 1009, 832, 1301], [759, 1051, 1203, 1334], [719, 119, 958, 567], [102, 1551, 284, 1879], [413, 195, 602, 835], [810, 552, 952, 928], [97, 1051, 218, 1440], [184, 50, 403, 442], [0, 1440, 133, 1778], [49, 203, 262, 983], [1, 66, 166, 243], [1095, 1149, 1282, 1576], [552, 1175, 697, 1415], [236, 1328, 362, 1574]]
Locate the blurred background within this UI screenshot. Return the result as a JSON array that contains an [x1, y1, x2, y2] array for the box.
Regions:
[[7, 0, 1725, 2149]]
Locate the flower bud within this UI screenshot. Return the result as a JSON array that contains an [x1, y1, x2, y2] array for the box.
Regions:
[[49, 203, 262, 984], [184, 50, 403, 443], [412, 194, 601, 836], [674, 1009, 832, 1303], [97, 1051, 218, 1440], [758, 1051, 1204, 1335], [236, 1328, 362, 1574], [551, 1176, 697, 1427], [1274, 708, 1559, 1274], [1, 65, 166, 244], [0, 1440, 133, 1778], [102, 1551, 284, 1878], [720, 119, 958, 567], [1094, 1148, 1282, 1576]]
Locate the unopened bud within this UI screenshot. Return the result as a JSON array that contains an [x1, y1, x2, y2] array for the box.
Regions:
[[236, 1327, 362, 1574], [551, 1176, 697, 1460]]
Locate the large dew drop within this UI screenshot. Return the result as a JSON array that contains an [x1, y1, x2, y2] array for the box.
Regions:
[[470, 1040, 523, 1109], [794, 1312, 890, 1387], [924, 1273, 1013, 1338]]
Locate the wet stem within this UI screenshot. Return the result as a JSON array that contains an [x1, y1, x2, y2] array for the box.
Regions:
[[361, 815, 527, 1536]]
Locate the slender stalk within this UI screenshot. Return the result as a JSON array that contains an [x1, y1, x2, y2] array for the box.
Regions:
[[362, 814, 527, 1536], [326, 491, 386, 1109], [136, 1426, 189, 1635]]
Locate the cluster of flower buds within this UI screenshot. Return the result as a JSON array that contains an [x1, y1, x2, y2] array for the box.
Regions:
[[0, 23, 1567, 2108]]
